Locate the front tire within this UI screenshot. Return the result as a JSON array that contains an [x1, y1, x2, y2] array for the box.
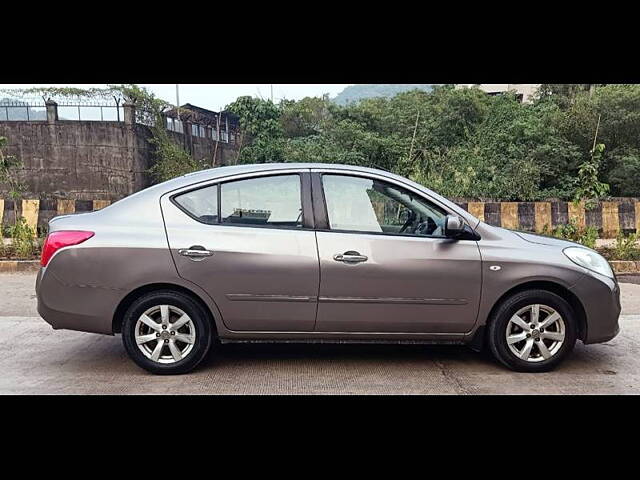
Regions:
[[122, 290, 213, 375], [488, 289, 577, 372]]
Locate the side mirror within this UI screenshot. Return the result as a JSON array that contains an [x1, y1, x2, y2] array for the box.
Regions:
[[444, 215, 465, 238]]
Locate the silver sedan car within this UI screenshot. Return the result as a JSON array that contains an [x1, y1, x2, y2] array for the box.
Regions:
[[36, 163, 621, 374]]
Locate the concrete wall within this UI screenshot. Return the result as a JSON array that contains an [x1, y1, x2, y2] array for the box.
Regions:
[[0, 115, 240, 201], [0, 120, 152, 200]]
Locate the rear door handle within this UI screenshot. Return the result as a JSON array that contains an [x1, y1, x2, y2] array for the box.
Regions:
[[333, 251, 368, 264], [178, 246, 214, 261]]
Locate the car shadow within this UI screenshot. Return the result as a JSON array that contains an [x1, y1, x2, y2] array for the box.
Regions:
[[46, 333, 623, 380], [199, 342, 497, 369]]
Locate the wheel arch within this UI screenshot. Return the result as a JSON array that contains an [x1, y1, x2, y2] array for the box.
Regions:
[[484, 280, 587, 342], [112, 283, 218, 336]]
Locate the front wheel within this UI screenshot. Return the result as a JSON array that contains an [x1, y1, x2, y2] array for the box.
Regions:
[[122, 290, 213, 375], [487, 290, 577, 372]]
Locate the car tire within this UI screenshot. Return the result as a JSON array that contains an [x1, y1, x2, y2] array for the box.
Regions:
[[122, 290, 213, 375], [487, 289, 577, 373]]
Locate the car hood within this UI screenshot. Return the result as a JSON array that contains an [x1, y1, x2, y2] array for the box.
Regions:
[[513, 230, 578, 248]]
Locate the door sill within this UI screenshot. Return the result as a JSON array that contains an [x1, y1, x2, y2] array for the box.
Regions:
[[219, 331, 467, 345], [219, 338, 466, 345]]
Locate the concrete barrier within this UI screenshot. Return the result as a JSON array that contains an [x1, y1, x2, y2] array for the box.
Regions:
[[1, 197, 640, 238], [453, 200, 640, 238], [1, 198, 111, 235]]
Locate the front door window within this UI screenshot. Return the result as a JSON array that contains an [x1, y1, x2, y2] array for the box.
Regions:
[[322, 175, 447, 237]]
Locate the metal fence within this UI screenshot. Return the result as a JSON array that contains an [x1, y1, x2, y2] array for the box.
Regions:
[[0, 98, 237, 143], [0, 97, 125, 122], [57, 105, 124, 122], [0, 98, 47, 121]]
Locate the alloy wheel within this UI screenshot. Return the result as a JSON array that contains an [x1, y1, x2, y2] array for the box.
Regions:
[[134, 305, 196, 364], [506, 304, 566, 363]]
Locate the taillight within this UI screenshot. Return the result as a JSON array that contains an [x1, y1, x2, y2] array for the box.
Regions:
[[40, 231, 94, 267]]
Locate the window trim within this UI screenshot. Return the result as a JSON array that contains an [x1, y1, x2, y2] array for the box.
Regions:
[[170, 171, 314, 231], [313, 172, 454, 240], [167, 167, 476, 239]]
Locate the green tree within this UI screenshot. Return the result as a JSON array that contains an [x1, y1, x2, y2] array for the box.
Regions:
[[574, 143, 610, 208], [280, 95, 332, 138], [607, 148, 640, 196], [226, 96, 284, 164], [536, 84, 601, 108], [0, 136, 25, 224]]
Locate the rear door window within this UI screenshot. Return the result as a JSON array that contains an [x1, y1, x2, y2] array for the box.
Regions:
[[220, 175, 303, 228]]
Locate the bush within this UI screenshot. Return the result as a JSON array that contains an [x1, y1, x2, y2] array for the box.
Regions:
[[4, 217, 37, 259], [544, 218, 599, 249], [148, 129, 207, 183], [607, 148, 640, 196], [611, 233, 640, 261]]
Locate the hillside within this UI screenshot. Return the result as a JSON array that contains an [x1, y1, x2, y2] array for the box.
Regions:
[[332, 84, 435, 105]]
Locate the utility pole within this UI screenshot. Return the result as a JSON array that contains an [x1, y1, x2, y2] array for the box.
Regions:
[[176, 84, 180, 121], [408, 110, 420, 165], [591, 114, 602, 157], [270, 84, 274, 103]]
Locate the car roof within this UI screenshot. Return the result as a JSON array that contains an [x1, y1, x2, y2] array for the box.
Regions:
[[145, 163, 393, 193], [176, 162, 386, 182]]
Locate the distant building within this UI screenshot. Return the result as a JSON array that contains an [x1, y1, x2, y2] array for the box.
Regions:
[[164, 103, 240, 144], [455, 84, 541, 103]]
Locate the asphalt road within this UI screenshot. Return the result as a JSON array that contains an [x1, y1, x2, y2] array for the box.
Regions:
[[1, 272, 639, 395]]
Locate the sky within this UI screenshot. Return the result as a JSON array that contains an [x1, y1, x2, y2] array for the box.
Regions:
[[0, 84, 353, 111]]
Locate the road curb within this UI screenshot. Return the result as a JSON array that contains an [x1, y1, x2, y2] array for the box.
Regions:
[[610, 261, 640, 274], [0, 260, 40, 273]]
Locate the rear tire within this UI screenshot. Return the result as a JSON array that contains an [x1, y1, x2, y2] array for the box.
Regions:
[[488, 289, 577, 372], [122, 290, 213, 375]]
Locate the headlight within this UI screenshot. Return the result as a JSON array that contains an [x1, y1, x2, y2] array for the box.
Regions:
[[563, 246, 614, 279]]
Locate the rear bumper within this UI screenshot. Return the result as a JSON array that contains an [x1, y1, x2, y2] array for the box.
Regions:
[[570, 272, 621, 344], [36, 267, 116, 335]]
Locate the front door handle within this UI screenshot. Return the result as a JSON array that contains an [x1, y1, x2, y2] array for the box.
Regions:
[[178, 246, 214, 261], [333, 251, 368, 264]]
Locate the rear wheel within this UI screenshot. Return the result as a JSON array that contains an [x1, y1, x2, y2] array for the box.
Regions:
[[122, 290, 213, 375], [488, 289, 577, 372]]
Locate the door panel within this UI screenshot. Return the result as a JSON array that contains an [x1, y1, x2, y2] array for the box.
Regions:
[[161, 173, 319, 332], [315, 232, 481, 333], [313, 171, 482, 334]]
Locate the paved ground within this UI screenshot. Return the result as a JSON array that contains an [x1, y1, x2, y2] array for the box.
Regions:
[[1, 272, 639, 395]]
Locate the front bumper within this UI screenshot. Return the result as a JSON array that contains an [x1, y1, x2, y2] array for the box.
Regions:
[[570, 272, 621, 344]]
